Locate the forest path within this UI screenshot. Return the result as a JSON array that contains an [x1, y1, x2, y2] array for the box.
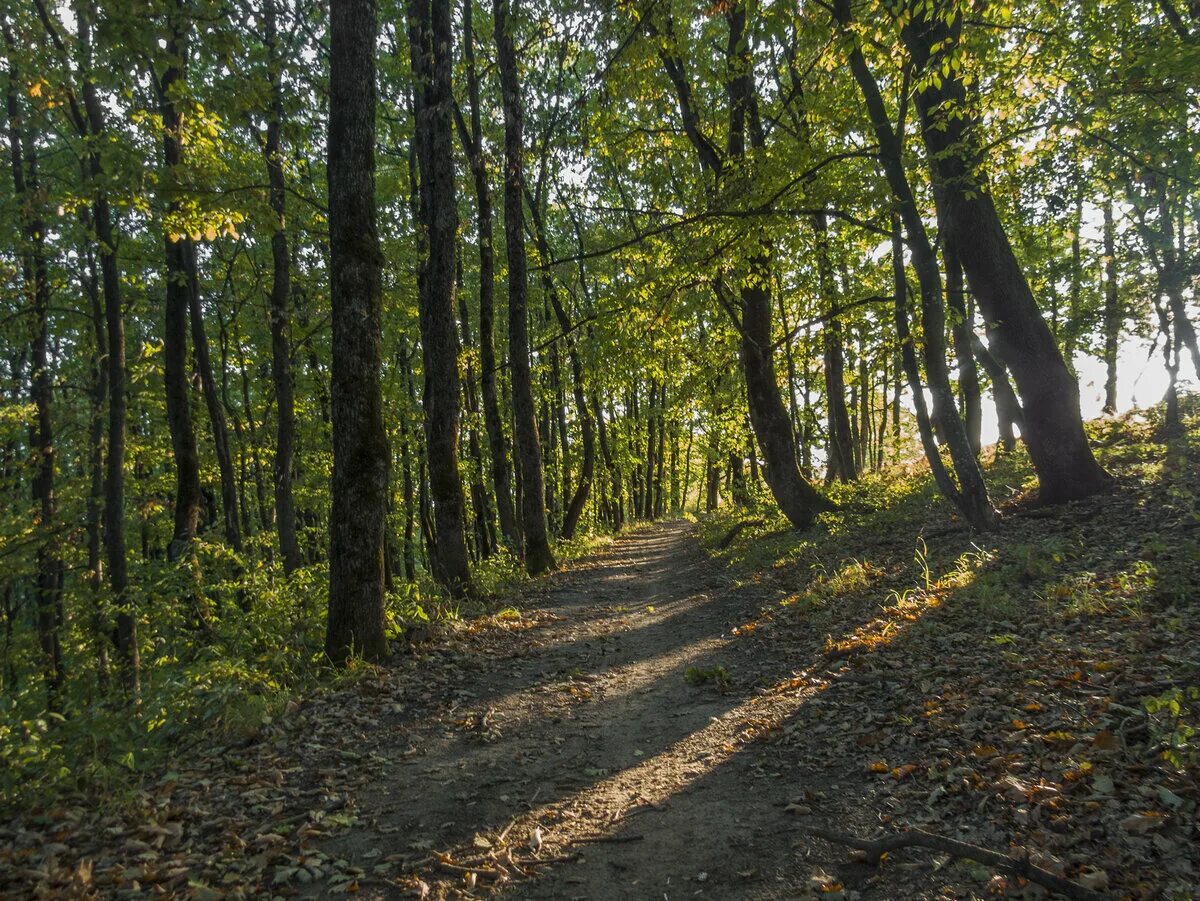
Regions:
[[314, 520, 847, 899]]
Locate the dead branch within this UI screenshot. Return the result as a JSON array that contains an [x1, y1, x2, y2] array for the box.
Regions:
[[798, 825, 1108, 901], [569, 833, 645, 844]]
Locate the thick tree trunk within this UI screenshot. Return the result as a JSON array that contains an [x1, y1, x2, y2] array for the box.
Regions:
[[494, 0, 555, 574], [410, 0, 471, 593], [737, 274, 836, 527], [899, 6, 1109, 503], [326, 0, 389, 662], [724, 6, 833, 528], [262, 0, 300, 573]]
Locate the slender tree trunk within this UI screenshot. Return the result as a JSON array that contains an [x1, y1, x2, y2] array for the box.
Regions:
[[457, 262, 497, 557], [944, 234, 982, 455], [527, 200, 595, 539], [5, 73, 64, 699], [494, 0, 554, 574], [186, 245, 242, 557], [410, 0, 471, 593], [455, 0, 519, 554], [262, 0, 300, 573], [973, 335, 1023, 454], [83, 233, 110, 685], [159, 2, 203, 562], [836, 8, 996, 529], [815, 217, 857, 483], [326, 0, 389, 661], [1102, 200, 1120, 414], [77, 3, 137, 692]]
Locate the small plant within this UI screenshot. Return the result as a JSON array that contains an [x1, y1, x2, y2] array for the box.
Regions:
[[1143, 687, 1200, 768], [914, 537, 933, 592], [684, 665, 731, 690]]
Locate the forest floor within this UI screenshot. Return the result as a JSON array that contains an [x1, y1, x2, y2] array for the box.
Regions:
[[3, 410, 1199, 900]]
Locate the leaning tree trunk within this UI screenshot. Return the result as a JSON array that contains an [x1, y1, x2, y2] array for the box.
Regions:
[[326, 0, 389, 662], [410, 0, 471, 594], [899, 5, 1109, 503], [494, 0, 555, 574]]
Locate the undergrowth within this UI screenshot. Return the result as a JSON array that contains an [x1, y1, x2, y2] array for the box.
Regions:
[[0, 526, 611, 815]]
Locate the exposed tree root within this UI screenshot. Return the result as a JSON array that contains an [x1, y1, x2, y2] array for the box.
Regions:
[[718, 518, 766, 549]]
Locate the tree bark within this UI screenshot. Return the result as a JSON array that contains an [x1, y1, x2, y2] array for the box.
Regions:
[[326, 0, 389, 662], [186, 243, 242, 558], [527, 200, 594, 539]]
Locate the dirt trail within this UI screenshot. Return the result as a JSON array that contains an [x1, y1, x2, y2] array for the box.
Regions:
[[319, 521, 843, 899]]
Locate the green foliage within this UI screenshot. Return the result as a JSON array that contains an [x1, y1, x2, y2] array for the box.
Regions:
[[1144, 687, 1200, 770]]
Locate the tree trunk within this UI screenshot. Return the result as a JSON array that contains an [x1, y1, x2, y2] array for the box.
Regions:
[[410, 0, 471, 593], [899, 6, 1110, 503], [973, 334, 1023, 454], [494, 0, 555, 574], [457, 262, 497, 557], [186, 244, 243, 557], [5, 71, 64, 699], [262, 0, 300, 573], [944, 234, 982, 455], [78, 3, 137, 692], [836, 6, 996, 529], [455, 0, 520, 553], [1102, 200, 1120, 414], [159, 2, 204, 563], [326, 0, 389, 662]]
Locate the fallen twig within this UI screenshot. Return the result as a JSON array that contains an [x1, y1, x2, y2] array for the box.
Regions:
[[569, 833, 645, 845], [797, 825, 1108, 901]]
